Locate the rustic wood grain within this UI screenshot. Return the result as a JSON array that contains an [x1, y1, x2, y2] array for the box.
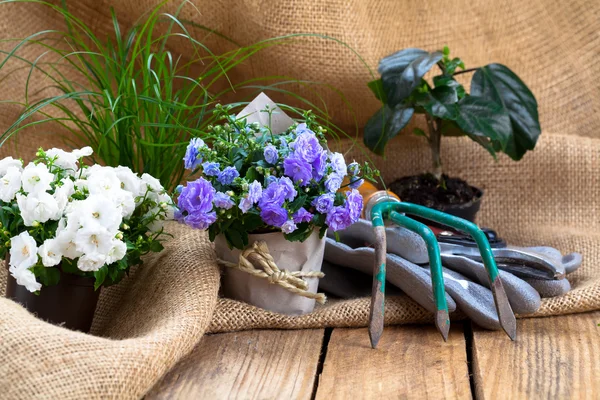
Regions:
[[315, 325, 471, 399], [472, 311, 600, 399], [146, 329, 325, 400]]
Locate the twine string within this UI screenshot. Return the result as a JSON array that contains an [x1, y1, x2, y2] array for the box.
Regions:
[[218, 241, 327, 304]]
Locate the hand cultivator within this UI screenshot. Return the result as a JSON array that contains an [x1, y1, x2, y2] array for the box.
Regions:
[[367, 198, 517, 349]]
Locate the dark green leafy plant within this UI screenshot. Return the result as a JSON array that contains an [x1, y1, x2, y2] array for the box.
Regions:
[[364, 47, 541, 180]]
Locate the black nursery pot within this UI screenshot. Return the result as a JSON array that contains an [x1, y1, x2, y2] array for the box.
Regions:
[[438, 187, 484, 223], [5, 259, 101, 333]]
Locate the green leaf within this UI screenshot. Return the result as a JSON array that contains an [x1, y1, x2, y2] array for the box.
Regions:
[[224, 228, 245, 250], [378, 48, 428, 75], [381, 51, 443, 106], [471, 64, 541, 160], [242, 213, 263, 233], [245, 166, 259, 182], [283, 223, 312, 242], [319, 225, 328, 239], [148, 240, 164, 253], [455, 96, 512, 154], [413, 128, 427, 138], [93, 266, 108, 290], [415, 87, 458, 120], [31, 266, 60, 287], [287, 194, 307, 214], [364, 105, 415, 155], [440, 120, 465, 137], [367, 79, 388, 103]]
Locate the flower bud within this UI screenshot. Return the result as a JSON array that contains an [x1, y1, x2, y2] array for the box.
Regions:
[[32, 221, 40, 228], [116, 232, 124, 240], [122, 223, 130, 230], [160, 202, 168, 210], [226, 190, 234, 197]]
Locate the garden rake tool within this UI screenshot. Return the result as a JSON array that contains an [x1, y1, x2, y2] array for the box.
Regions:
[[368, 200, 516, 349]]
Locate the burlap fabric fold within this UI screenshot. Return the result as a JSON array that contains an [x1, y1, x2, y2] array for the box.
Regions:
[[0, 0, 599, 398], [0, 223, 221, 399]]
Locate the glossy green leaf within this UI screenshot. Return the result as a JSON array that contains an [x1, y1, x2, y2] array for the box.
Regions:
[[381, 51, 443, 106], [455, 96, 512, 152], [367, 79, 388, 103], [471, 63, 541, 160], [363, 105, 415, 155], [32, 266, 60, 287], [377, 48, 428, 75], [93, 266, 108, 290], [415, 87, 458, 120]]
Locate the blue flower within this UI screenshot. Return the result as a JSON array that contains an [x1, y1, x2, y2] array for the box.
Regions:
[[183, 212, 217, 230], [293, 207, 313, 223], [214, 191, 235, 209], [183, 138, 205, 170], [345, 189, 363, 222], [283, 156, 312, 186], [281, 219, 297, 234], [239, 180, 263, 213], [294, 123, 313, 136], [325, 173, 343, 193], [292, 132, 323, 163], [349, 178, 364, 189], [177, 177, 214, 214], [347, 161, 360, 176], [202, 162, 220, 176], [278, 176, 297, 201], [217, 166, 239, 185], [328, 152, 347, 177], [264, 175, 278, 186], [312, 150, 328, 180], [312, 193, 335, 213], [264, 145, 279, 164], [260, 204, 288, 227], [326, 205, 352, 232], [259, 182, 287, 208]]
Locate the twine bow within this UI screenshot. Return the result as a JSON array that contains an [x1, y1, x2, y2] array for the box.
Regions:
[[218, 241, 327, 304]]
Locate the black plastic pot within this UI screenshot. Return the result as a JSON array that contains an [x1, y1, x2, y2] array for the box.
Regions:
[[5, 259, 100, 332], [436, 186, 484, 223]]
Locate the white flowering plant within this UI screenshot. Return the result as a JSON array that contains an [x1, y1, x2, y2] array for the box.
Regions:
[[0, 147, 174, 293], [176, 105, 379, 249]]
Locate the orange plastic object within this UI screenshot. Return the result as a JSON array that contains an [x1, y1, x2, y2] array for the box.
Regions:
[[339, 178, 400, 218]]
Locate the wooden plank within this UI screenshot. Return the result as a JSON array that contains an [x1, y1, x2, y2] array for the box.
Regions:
[[147, 329, 325, 400], [315, 325, 471, 399], [472, 311, 600, 399]]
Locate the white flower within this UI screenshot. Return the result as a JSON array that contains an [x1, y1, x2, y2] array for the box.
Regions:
[[16, 192, 59, 226], [53, 177, 74, 219], [106, 239, 127, 264], [87, 168, 122, 195], [45, 148, 79, 173], [9, 231, 38, 270], [56, 230, 82, 259], [115, 166, 142, 198], [141, 173, 163, 194], [0, 166, 22, 202], [72, 146, 93, 158], [74, 224, 114, 255], [0, 156, 23, 175], [38, 238, 62, 267], [21, 163, 54, 194], [77, 252, 106, 272], [68, 194, 121, 232], [328, 152, 347, 177], [111, 189, 136, 218], [9, 266, 41, 293]]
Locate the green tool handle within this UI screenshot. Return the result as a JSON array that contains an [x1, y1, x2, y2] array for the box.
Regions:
[[389, 211, 448, 313], [371, 201, 500, 282]]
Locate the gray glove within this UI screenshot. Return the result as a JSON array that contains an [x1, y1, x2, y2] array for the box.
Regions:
[[321, 219, 582, 330]]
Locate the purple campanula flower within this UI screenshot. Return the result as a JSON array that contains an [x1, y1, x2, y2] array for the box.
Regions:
[[248, 180, 263, 203], [217, 166, 239, 185], [281, 219, 297, 234], [294, 123, 313, 136], [265, 175, 278, 186], [183, 211, 216, 230], [202, 162, 220, 176], [279, 137, 289, 149], [326, 205, 352, 232], [278, 176, 297, 201], [260, 204, 288, 227], [349, 178, 364, 189], [324, 173, 343, 193], [293, 207, 313, 224], [177, 177, 215, 214], [328, 152, 347, 177], [214, 191, 235, 209], [264, 145, 279, 164], [312, 150, 327, 180], [283, 156, 312, 186], [345, 189, 363, 222], [347, 161, 360, 176], [238, 197, 253, 214], [183, 138, 206, 170], [292, 132, 323, 163], [312, 193, 335, 214], [259, 182, 287, 208]]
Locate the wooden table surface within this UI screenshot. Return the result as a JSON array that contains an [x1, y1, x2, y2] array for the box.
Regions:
[[147, 311, 600, 399]]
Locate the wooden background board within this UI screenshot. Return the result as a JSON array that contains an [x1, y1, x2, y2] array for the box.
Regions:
[[315, 325, 471, 400], [472, 311, 600, 400], [146, 329, 325, 400]]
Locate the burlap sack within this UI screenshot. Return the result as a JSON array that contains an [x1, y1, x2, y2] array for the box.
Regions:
[[0, 0, 599, 398]]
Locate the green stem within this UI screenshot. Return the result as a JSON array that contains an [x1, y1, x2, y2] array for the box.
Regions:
[[425, 115, 443, 180]]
